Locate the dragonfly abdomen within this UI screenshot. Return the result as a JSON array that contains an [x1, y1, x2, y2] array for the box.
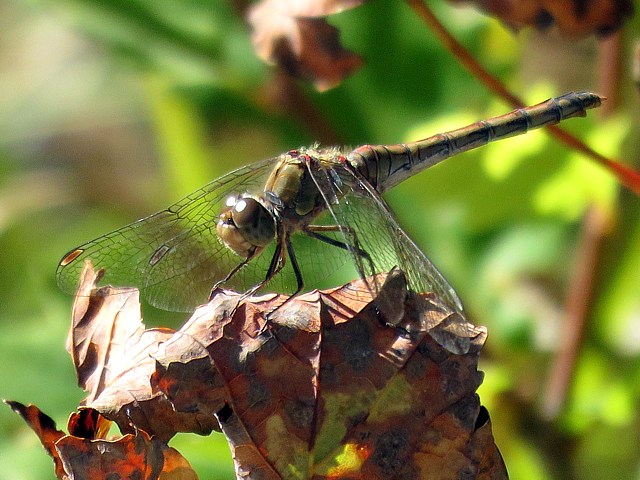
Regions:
[[347, 91, 603, 193]]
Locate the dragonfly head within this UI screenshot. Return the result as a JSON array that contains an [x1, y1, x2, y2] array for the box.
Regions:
[[217, 194, 276, 258]]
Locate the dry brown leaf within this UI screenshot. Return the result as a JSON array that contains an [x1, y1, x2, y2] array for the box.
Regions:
[[67, 407, 113, 440], [55, 429, 197, 480], [21, 262, 499, 478], [451, 0, 634, 36], [68, 262, 218, 441], [5, 401, 68, 479], [150, 268, 499, 479], [6, 401, 197, 480], [248, 0, 365, 91]]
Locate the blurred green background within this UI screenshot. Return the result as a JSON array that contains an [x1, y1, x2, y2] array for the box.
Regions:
[[1, 1, 640, 479]]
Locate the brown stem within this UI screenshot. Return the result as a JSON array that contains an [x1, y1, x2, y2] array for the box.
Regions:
[[541, 32, 622, 419], [541, 206, 609, 419], [596, 33, 622, 112]]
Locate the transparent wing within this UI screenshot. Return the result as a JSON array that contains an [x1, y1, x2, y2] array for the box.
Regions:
[[57, 157, 280, 311], [319, 159, 463, 312], [306, 158, 474, 353]]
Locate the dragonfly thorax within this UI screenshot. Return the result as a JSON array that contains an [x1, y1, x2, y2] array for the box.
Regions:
[[217, 194, 276, 258], [266, 154, 323, 218]]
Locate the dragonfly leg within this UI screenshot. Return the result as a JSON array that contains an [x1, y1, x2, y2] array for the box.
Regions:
[[209, 255, 251, 299], [240, 240, 285, 301], [208, 245, 270, 301], [286, 235, 304, 295], [259, 234, 306, 324], [304, 225, 376, 283]]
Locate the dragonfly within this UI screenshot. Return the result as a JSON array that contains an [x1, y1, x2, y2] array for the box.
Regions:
[[57, 91, 602, 335]]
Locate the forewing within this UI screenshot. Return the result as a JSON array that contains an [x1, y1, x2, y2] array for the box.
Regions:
[[57, 158, 278, 311]]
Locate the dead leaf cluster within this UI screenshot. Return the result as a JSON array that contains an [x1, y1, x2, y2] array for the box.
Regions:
[[10, 263, 505, 479]]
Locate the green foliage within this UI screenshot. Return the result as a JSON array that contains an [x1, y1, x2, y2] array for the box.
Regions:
[[1, 0, 639, 479]]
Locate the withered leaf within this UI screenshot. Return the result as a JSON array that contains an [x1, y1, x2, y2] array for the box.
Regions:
[[149, 269, 501, 479], [5, 401, 67, 479], [451, 0, 634, 37], [55, 429, 197, 480], [248, 0, 365, 91], [59, 262, 501, 478], [68, 261, 218, 441], [7, 400, 198, 480], [67, 407, 113, 440]]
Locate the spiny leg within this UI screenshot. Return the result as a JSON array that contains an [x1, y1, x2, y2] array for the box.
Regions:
[[241, 240, 285, 301], [208, 237, 284, 302], [304, 224, 376, 287], [287, 235, 304, 296], [209, 254, 253, 300], [255, 233, 305, 333], [254, 236, 306, 330], [304, 226, 371, 260]]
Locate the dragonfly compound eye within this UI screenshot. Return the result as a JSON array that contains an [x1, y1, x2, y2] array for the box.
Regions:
[[217, 195, 275, 258]]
